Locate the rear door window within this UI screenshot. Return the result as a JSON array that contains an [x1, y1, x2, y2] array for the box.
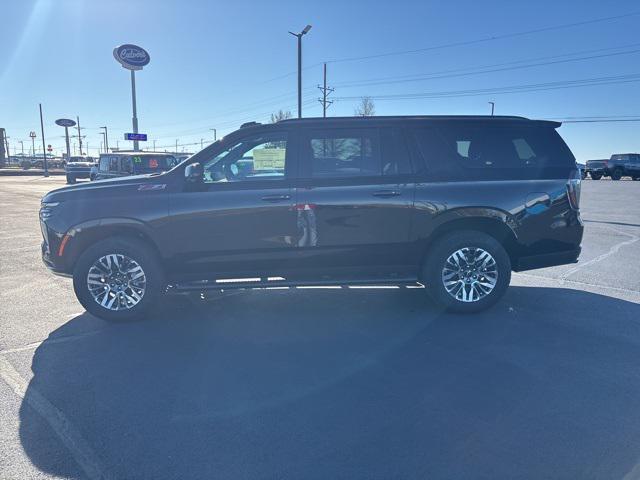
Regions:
[[300, 128, 389, 179], [412, 123, 575, 181], [109, 156, 119, 172]]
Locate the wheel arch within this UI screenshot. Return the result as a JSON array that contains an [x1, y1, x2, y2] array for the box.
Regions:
[[419, 212, 520, 270], [63, 218, 163, 273]]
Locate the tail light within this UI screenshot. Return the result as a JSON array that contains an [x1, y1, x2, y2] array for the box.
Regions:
[[567, 169, 581, 210]]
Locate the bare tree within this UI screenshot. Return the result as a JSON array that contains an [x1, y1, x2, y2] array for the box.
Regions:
[[354, 97, 375, 117], [270, 109, 292, 123]]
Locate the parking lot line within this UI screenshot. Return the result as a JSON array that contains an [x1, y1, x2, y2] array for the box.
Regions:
[[561, 225, 639, 280], [0, 355, 110, 480]]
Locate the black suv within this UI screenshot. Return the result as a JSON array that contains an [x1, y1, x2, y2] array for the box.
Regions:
[[40, 116, 583, 320]]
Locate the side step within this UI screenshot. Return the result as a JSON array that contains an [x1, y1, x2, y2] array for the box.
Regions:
[[170, 276, 422, 293]]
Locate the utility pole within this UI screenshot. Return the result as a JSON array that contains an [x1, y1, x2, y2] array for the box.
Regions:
[[200, 138, 203, 150], [101, 126, 109, 152], [289, 25, 312, 118], [39, 103, 49, 177], [210, 128, 217, 141], [317, 63, 334, 118], [489, 101, 495, 116], [175, 139, 178, 154], [100, 131, 106, 152], [153, 139, 156, 151], [76, 116, 83, 155], [20, 140, 24, 155]]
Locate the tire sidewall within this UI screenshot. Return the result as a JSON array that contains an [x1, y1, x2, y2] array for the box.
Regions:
[[73, 237, 165, 321], [423, 231, 511, 313]]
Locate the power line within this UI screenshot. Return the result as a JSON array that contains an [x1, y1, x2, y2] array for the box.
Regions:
[[331, 44, 640, 89], [333, 73, 640, 101], [324, 11, 640, 65]]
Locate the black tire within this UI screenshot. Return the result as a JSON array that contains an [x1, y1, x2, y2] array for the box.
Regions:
[[73, 237, 165, 321], [632, 176, 640, 181], [422, 231, 511, 313], [590, 173, 602, 180], [611, 169, 623, 181], [66, 174, 76, 184]]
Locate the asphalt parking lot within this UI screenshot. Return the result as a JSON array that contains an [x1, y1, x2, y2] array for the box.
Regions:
[[1, 176, 639, 480]]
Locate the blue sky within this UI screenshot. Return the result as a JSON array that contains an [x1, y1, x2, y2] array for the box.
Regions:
[[1, 0, 640, 160]]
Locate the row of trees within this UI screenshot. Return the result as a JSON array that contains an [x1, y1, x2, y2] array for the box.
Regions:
[[270, 97, 375, 123]]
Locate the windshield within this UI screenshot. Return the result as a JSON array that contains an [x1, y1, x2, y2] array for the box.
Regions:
[[130, 155, 176, 173]]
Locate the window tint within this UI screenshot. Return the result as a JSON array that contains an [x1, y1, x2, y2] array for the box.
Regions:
[[380, 127, 413, 176], [303, 129, 380, 178], [121, 157, 133, 174], [202, 132, 287, 183], [99, 157, 109, 172], [109, 156, 119, 172], [412, 123, 575, 181]]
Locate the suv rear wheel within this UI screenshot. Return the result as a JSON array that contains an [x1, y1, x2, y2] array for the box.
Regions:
[[66, 174, 76, 184], [73, 237, 165, 321], [611, 168, 623, 181], [590, 173, 602, 180], [422, 231, 511, 313]]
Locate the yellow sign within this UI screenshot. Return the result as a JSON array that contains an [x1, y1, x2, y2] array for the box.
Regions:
[[253, 148, 285, 170]]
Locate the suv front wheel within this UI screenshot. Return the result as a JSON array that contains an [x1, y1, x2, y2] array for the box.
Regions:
[[422, 231, 511, 313], [73, 237, 165, 321]]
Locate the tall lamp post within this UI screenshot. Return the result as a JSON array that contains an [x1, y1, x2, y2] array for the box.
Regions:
[[288, 25, 312, 119], [489, 101, 495, 116], [101, 126, 109, 152]]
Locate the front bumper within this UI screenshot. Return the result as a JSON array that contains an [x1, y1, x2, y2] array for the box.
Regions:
[[65, 168, 91, 178]]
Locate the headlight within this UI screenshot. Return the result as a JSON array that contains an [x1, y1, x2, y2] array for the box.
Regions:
[[40, 201, 60, 220]]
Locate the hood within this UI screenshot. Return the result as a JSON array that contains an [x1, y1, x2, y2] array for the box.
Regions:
[[42, 173, 166, 203]]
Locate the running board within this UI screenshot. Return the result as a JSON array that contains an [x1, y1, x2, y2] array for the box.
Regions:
[[170, 276, 421, 293]]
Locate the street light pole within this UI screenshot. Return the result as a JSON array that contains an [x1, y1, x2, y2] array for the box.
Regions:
[[101, 126, 109, 152], [289, 25, 312, 119], [489, 101, 495, 116], [210, 128, 217, 141]]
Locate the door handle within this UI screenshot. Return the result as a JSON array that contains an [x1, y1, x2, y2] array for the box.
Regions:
[[372, 190, 401, 198], [261, 194, 291, 202]]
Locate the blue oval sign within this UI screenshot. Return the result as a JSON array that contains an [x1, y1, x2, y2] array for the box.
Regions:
[[55, 118, 76, 127], [113, 44, 150, 70]]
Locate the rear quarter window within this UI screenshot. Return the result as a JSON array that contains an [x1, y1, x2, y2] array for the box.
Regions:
[[412, 123, 575, 181]]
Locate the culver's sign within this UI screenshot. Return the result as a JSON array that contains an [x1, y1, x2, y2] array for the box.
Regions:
[[113, 44, 150, 70]]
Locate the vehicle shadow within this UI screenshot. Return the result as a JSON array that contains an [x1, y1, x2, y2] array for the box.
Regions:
[[18, 286, 640, 479]]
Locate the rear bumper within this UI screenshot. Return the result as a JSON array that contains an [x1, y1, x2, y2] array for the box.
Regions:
[[514, 247, 581, 272]]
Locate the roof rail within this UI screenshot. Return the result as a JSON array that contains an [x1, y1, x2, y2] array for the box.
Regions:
[[240, 121, 261, 128]]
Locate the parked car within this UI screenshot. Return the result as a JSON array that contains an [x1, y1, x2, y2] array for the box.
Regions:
[[65, 156, 95, 184], [40, 115, 583, 321], [94, 152, 177, 180], [576, 163, 587, 180], [586, 154, 640, 180]]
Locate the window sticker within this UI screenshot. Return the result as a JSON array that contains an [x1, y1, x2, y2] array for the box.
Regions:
[[253, 148, 286, 171]]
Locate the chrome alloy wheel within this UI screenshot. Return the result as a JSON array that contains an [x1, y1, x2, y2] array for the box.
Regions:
[[441, 247, 498, 303], [87, 254, 146, 311]]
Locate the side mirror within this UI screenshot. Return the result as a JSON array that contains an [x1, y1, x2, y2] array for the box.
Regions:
[[185, 162, 204, 182]]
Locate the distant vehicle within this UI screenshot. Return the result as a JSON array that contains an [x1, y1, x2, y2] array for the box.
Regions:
[[19, 154, 64, 170], [576, 163, 587, 180], [40, 115, 583, 321], [65, 156, 95, 184], [586, 154, 640, 180], [94, 152, 177, 180]]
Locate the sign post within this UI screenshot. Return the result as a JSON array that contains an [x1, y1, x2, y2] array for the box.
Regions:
[[55, 118, 76, 164], [113, 44, 150, 152]]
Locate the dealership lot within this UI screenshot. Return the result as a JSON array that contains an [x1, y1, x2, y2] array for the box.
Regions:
[[0, 176, 639, 479]]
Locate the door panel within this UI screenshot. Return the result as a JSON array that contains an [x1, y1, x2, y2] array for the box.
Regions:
[[167, 184, 296, 278], [293, 126, 415, 272], [164, 129, 298, 279]]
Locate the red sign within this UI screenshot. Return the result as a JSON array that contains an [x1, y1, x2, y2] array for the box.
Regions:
[[47, 144, 52, 152]]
